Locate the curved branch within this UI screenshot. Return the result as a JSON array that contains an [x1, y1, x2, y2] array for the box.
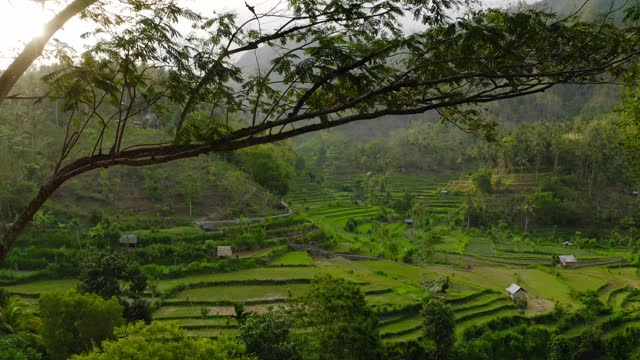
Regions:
[[0, 0, 98, 104]]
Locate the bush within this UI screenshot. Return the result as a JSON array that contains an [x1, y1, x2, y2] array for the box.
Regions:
[[39, 290, 124, 360], [472, 170, 493, 194], [345, 219, 358, 232]]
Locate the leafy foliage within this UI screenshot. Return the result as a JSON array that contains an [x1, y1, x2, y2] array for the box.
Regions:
[[296, 275, 382, 360], [421, 298, 455, 360], [77, 250, 150, 323], [39, 290, 124, 360], [239, 307, 302, 360], [69, 322, 250, 360]]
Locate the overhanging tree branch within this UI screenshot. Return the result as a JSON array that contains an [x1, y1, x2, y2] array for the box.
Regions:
[[0, 0, 98, 104], [1, 0, 639, 264]]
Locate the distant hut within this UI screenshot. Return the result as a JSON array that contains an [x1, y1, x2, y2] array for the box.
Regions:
[[404, 218, 414, 226], [562, 241, 574, 247], [506, 283, 526, 300], [217, 246, 233, 258], [119, 234, 138, 249], [558, 255, 577, 267], [440, 190, 449, 196], [274, 201, 289, 211]]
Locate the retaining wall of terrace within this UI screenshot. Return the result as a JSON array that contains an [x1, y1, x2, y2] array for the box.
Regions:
[[289, 243, 381, 261]]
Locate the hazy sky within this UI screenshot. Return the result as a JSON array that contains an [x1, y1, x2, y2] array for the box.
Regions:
[[0, 0, 538, 66]]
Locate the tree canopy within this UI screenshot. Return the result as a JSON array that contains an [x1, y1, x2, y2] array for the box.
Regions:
[[38, 290, 124, 360], [1, 0, 639, 262], [69, 321, 251, 360], [296, 275, 382, 360]]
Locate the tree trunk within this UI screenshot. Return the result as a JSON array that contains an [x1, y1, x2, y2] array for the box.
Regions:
[[524, 214, 528, 233], [1, 176, 66, 263], [188, 199, 192, 217], [0, 0, 98, 104]]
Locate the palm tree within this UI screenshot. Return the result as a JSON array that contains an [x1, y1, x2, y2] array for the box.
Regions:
[[521, 202, 535, 233], [0, 296, 39, 334]]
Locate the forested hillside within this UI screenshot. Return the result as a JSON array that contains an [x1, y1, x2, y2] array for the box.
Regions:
[[0, 68, 298, 224]]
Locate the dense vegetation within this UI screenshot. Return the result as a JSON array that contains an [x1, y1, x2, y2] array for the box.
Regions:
[[3, 0, 640, 359]]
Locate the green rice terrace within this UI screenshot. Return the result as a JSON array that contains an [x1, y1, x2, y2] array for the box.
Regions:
[[3, 171, 640, 347], [4, 248, 640, 342]]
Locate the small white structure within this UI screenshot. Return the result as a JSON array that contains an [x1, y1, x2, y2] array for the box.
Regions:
[[217, 246, 233, 258], [119, 234, 138, 249], [404, 218, 414, 226], [440, 190, 449, 195], [506, 283, 526, 300], [562, 241, 574, 247], [559, 255, 577, 267]]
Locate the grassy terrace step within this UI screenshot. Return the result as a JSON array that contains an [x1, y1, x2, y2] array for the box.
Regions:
[[167, 284, 310, 303], [319, 209, 381, 219], [380, 313, 413, 326], [383, 328, 422, 343], [163, 298, 286, 307], [310, 206, 380, 216], [608, 287, 630, 308], [455, 308, 521, 334], [451, 294, 506, 313], [155, 318, 239, 328], [3, 279, 78, 295], [154, 304, 270, 319], [269, 251, 314, 266], [455, 302, 516, 322], [186, 328, 239, 338], [155, 267, 337, 292], [380, 316, 422, 337], [446, 289, 497, 305]]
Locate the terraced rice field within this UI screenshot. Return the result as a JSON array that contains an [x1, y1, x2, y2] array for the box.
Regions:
[[145, 256, 550, 341], [448, 172, 546, 193], [269, 251, 314, 266], [287, 171, 464, 231], [2, 279, 78, 296], [4, 248, 640, 342]]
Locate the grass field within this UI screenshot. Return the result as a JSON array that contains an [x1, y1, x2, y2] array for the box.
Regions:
[[270, 251, 313, 266], [2, 279, 78, 295], [167, 284, 310, 303]]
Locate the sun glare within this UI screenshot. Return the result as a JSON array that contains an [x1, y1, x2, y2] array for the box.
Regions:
[[0, 1, 48, 48]]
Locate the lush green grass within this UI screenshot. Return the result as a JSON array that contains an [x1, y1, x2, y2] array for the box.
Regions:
[[559, 271, 608, 294], [185, 328, 239, 337], [1, 279, 78, 295], [270, 251, 314, 266], [464, 237, 495, 256], [518, 269, 574, 306], [156, 267, 322, 292], [379, 316, 422, 335], [167, 284, 310, 303], [156, 317, 239, 327], [155, 306, 231, 318], [384, 328, 422, 342], [455, 308, 521, 335]]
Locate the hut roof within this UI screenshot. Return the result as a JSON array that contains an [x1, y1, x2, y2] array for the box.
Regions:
[[119, 234, 138, 244], [217, 246, 233, 257], [506, 283, 524, 295], [559, 255, 577, 263]]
